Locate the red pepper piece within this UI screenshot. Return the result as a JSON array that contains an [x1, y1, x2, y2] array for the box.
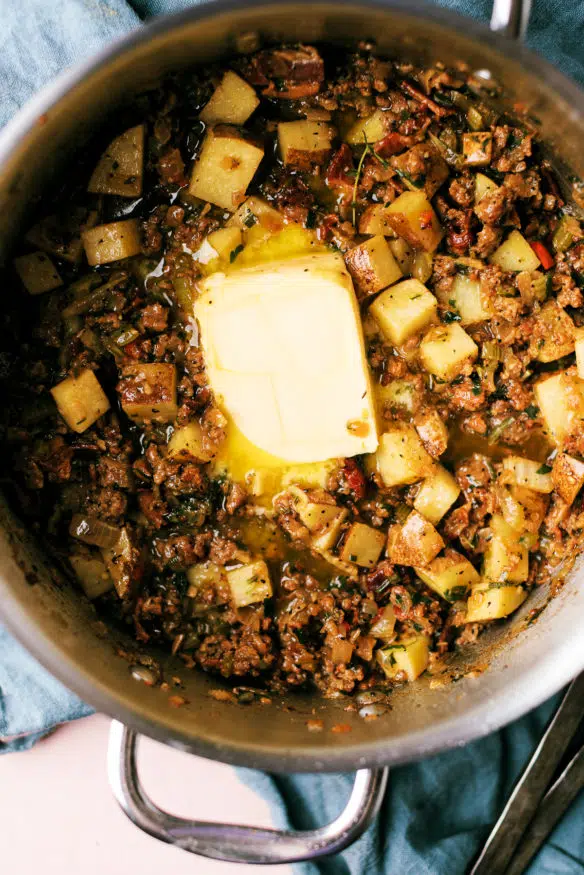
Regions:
[[530, 240, 555, 270]]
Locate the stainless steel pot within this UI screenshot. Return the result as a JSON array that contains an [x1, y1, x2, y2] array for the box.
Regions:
[[1, 0, 584, 865]]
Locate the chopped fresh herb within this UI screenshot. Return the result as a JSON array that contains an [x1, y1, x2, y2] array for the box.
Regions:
[[229, 244, 244, 263], [488, 416, 515, 445], [444, 585, 468, 602], [471, 372, 482, 396], [393, 167, 425, 188], [443, 310, 461, 323], [306, 209, 317, 229], [537, 464, 552, 475], [273, 77, 287, 92], [243, 210, 257, 228], [400, 109, 412, 121], [525, 404, 540, 420]]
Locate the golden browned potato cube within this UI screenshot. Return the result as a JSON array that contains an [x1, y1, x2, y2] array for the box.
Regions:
[[226, 559, 272, 607], [474, 172, 499, 205], [419, 323, 478, 381], [13, 251, 63, 295], [388, 237, 414, 275], [489, 230, 541, 272], [413, 465, 460, 524], [69, 551, 113, 600], [465, 583, 526, 622], [386, 191, 443, 252], [529, 301, 575, 363], [369, 605, 396, 640], [369, 278, 437, 345], [376, 635, 429, 681], [118, 363, 177, 423], [374, 425, 433, 488], [501, 456, 554, 493], [462, 132, 493, 167], [552, 453, 584, 504], [88, 125, 144, 197], [339, 522, 385, 568], [344, 109, 387, 144], [436, 272, 493, 325], [534, 371, 584, 446], [194, 227, 243, 267], [391, 144, 449, 198], [358, 204, 397, 237], [82, 219, 141, 266], [416, 550, 480, 602], [167, 421, 215, 462], [189, 126, 264, 211], [412, 251, 433, 284], [387, 510, 444, 567], [278, 121, 333, 169], [101, 527, 138, 599], [200, 71, 260, 125], [288, 485, 345, 532], [414, 408, 449, 458], [344, 235, 402, 297], [483, 515, 529, 583], [186, 561, 225, 596], [226, 196, 284, 235], [51, 369, 110, 433], [374, 379, 419, 417]]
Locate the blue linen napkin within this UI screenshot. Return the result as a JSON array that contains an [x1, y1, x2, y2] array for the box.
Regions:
[[1, 1, 584, 871]]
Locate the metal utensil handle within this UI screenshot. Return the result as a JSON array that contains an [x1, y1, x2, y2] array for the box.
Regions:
[[107, 720, 388, 864], [490, 0, 532, 40]]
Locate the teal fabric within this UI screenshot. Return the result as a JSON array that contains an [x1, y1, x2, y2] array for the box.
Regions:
[[1, 0, 584, 870]]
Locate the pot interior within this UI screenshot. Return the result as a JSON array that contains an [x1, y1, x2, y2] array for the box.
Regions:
[[1, 1, 584, 772]]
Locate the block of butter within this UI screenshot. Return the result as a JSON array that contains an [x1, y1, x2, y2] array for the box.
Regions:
[[195, 252, 378, 463]]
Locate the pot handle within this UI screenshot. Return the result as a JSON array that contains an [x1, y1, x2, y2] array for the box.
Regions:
[[107, 720, 388, 864], [490, 0, 532, 40]]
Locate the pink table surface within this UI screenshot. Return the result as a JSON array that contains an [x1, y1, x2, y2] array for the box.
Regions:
[[0, 713, 294, 875]]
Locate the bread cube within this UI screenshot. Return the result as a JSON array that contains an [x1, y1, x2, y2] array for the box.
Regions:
[[194, 227, 243, 267], [419, 323, 478, 381], [118, 363, 177, 423], [376, 635, 429, 681], [474, 172, 499, 205], [374, 425, 433, 488], [200, 71, 259, 125], [88, 125, 144, 197], [369, 605, 396, 640], [489, 230, 541, 272], [534, 371, 584, 446], [530, 301, 575, 363], [344, 235, 402, 297], [167, 421, 215, 462], [69, 551, 114, 599], [51, 369, 110, 433], [391, 144, 449, 198], [226, 560, 272, 607], [413, 465, 460, 524], [437, 272, 493, 325], [344, 109, 387, 144], [226, 196, 284, 235], [465, 583, 526, 622], [278, 121, 333, 169], [358, 204, 397, 237], [186, 561, 224, 596], [387, 510, 444, 567], [101, 527, 137, 599], [13, 251, 63, 295], [416, 550, 480, 602], [386, 191, 443, 252], [414, 408, 449, 458], [552, 453, 584, 504], [339, 522, 385, 568], [501, 456, 553, 494], [370, 278, 437, 345], [189, 126, 264, 211], [462, 132, 493, 167], [82, 219, 141, 266]]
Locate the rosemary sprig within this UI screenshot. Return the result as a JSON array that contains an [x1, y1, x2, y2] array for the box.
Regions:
[[351, 134, 390, 227]]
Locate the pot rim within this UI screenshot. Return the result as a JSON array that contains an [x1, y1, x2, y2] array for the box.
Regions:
[[1, 0, 584, 772]]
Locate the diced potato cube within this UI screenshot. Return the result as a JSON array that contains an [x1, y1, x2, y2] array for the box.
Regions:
[[412, 251, 433, 284], [391, 144, 449, 198], [278, 121, 333, 169], [501, 456, 553, 494], [287, 486, 346, 535], [51, 369, 110, 433], [529, 301, 575, 363], [226, 560, 272, 607], [13, 251, 63, 295], [339, 522, 385, 568], [189, 126, 264, 211], [414, 409, 449, 458], [387, 510, 444, 567], [101, 527, 137, 599], [344, 235, 402, 296], [69, 552, 114, 599], [168, 421, 215, 462], [465, 584, 526, 622], [186, 561, 224, 596], [416, 550, 480, 602], [344, 109, 387, 144], [374, 425, 433, 488], [194, 227, 243, 266], [386, 191, 443, 252], [200, 71, 259, 125], [437, 272, 493, 325], [118, 363, 177, 423], [413, 465, 460, 524], [552, 453, 584, 505], [370, 605, 396, 640], [462, 132, 493, 166], [575, 328, 584, 379], [376, 635, 429, 681], [25, 208, 95, 263], [388, 237, 414, 274], [534, 371, 584, 446], [226, 196, 284, 235], [375, 379, 419, 416], [474, 172, 499, 204], [419, 323, 478, 381], [82, 219, 141, 266], [358, 204, 397, 237], [88, 125, 144, 197], [369, 278, 437, 345], [489, 230, 541, 272], [483, 516, 529, 583]]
